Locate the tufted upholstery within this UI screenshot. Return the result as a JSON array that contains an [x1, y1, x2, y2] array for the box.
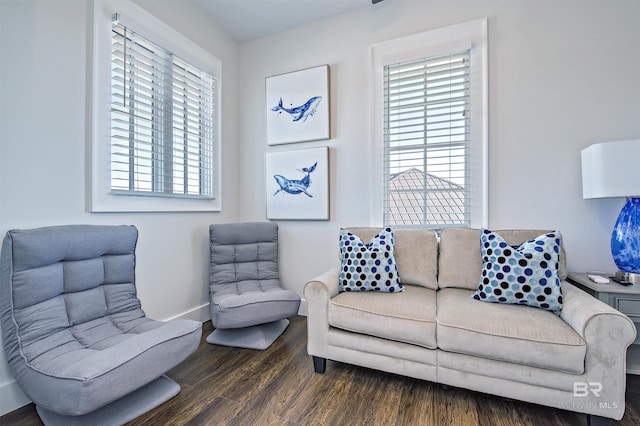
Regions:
[[209, 222, 300, 330], [0, 225, 202, 423]]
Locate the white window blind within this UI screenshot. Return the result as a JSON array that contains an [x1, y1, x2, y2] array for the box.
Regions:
[[383, 49, 471, 228], [111, 17, 216, 199]]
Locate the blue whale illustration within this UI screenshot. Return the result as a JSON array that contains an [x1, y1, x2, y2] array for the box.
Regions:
[[271, 96, 322, 122], [273, 162, 317, 197]]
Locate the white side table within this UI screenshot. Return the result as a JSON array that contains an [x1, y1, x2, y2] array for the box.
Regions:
[[567, 272, 640, 374]]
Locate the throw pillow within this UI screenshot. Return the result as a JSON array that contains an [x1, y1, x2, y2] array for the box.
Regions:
[[339, 228, 404, 293], [472, 229, 564, 313]]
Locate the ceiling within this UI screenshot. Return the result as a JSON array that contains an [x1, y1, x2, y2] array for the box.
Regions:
[[188, 0, 376, 43]]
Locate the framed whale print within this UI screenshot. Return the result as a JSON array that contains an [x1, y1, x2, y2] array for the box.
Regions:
[[266, 65, 330, 145], [266, 146, 329, 220]]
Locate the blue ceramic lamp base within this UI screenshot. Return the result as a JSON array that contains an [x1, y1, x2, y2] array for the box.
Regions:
[[611, 197, 640, 283]]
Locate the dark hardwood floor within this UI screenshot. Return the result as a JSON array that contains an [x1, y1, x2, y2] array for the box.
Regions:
[[2, 316, 640, 425]]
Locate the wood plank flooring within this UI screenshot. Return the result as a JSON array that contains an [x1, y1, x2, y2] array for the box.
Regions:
[[3, 316, 640, 425]]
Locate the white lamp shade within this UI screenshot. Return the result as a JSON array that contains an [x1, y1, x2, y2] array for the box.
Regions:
[[581, 139, 640, 199]]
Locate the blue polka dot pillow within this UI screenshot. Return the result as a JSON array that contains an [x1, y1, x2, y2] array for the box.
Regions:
[[472, 229, 564, 313], [339, 228, 404, 293]]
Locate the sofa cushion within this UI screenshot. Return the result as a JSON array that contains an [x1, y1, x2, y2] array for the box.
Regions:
[[339, 228, 403, 293], [437, 288, 585, 374], [329, 284, 437, 349], [472, 229, 564, 313], [345, 227, 438, 290], [438, 228, 567, 290]]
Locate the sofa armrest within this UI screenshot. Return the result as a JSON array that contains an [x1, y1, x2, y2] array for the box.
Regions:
[[561, 282, 636, 343], [560, 282, 636, 420], [304, 268, 340, 357]]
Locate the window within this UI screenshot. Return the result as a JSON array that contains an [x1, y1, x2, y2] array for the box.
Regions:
[[111, 19, 216, 199], [372, 20, 488, 228], [384, 50, 470, 227], [90, 0, 221, 212]]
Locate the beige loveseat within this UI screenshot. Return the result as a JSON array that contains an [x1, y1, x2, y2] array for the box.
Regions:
[[305, 227, 636, 423]]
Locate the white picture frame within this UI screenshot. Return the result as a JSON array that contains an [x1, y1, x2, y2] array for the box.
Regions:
[[265, 65, 330, 145], [266, 147, 329, 220]]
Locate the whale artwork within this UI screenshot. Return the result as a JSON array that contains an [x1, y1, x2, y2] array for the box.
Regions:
[[273, 162, 317, 197], [265, 65, 330, 145], [271, 96, 322, 122], [265, 146, 328, 220]]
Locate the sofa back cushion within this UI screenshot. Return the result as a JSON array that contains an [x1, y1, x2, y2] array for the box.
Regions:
[[438, 228, 567, 290], [346, 227, 438, 290], [209, 222, 281, 298], [1, 225, 142, 365]]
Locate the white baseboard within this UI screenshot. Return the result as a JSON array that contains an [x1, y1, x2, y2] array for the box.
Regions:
[[163, 302, 211, 323], [0, 379, 31, 417], [165, 300, 308, 321]]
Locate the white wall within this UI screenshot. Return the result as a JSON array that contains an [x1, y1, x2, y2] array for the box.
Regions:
[[0, 0, 240, 415], [238, 0, 640, 301], [1, 0, 639, 418]]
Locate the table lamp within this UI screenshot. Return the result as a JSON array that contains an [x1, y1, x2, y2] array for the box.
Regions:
[[581, 139, 640, 283]]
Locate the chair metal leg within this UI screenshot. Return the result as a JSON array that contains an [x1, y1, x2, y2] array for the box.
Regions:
[[36, 375, 180, 426], [206, 319, 290, 350]]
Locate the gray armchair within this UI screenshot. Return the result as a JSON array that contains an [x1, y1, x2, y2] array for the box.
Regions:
[[0, 225, 202, 425], [207, 222, 301, 350]]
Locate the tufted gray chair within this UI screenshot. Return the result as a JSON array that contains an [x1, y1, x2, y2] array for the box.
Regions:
[[207, 222, 301, 349], [0, 225, 202, 425]]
